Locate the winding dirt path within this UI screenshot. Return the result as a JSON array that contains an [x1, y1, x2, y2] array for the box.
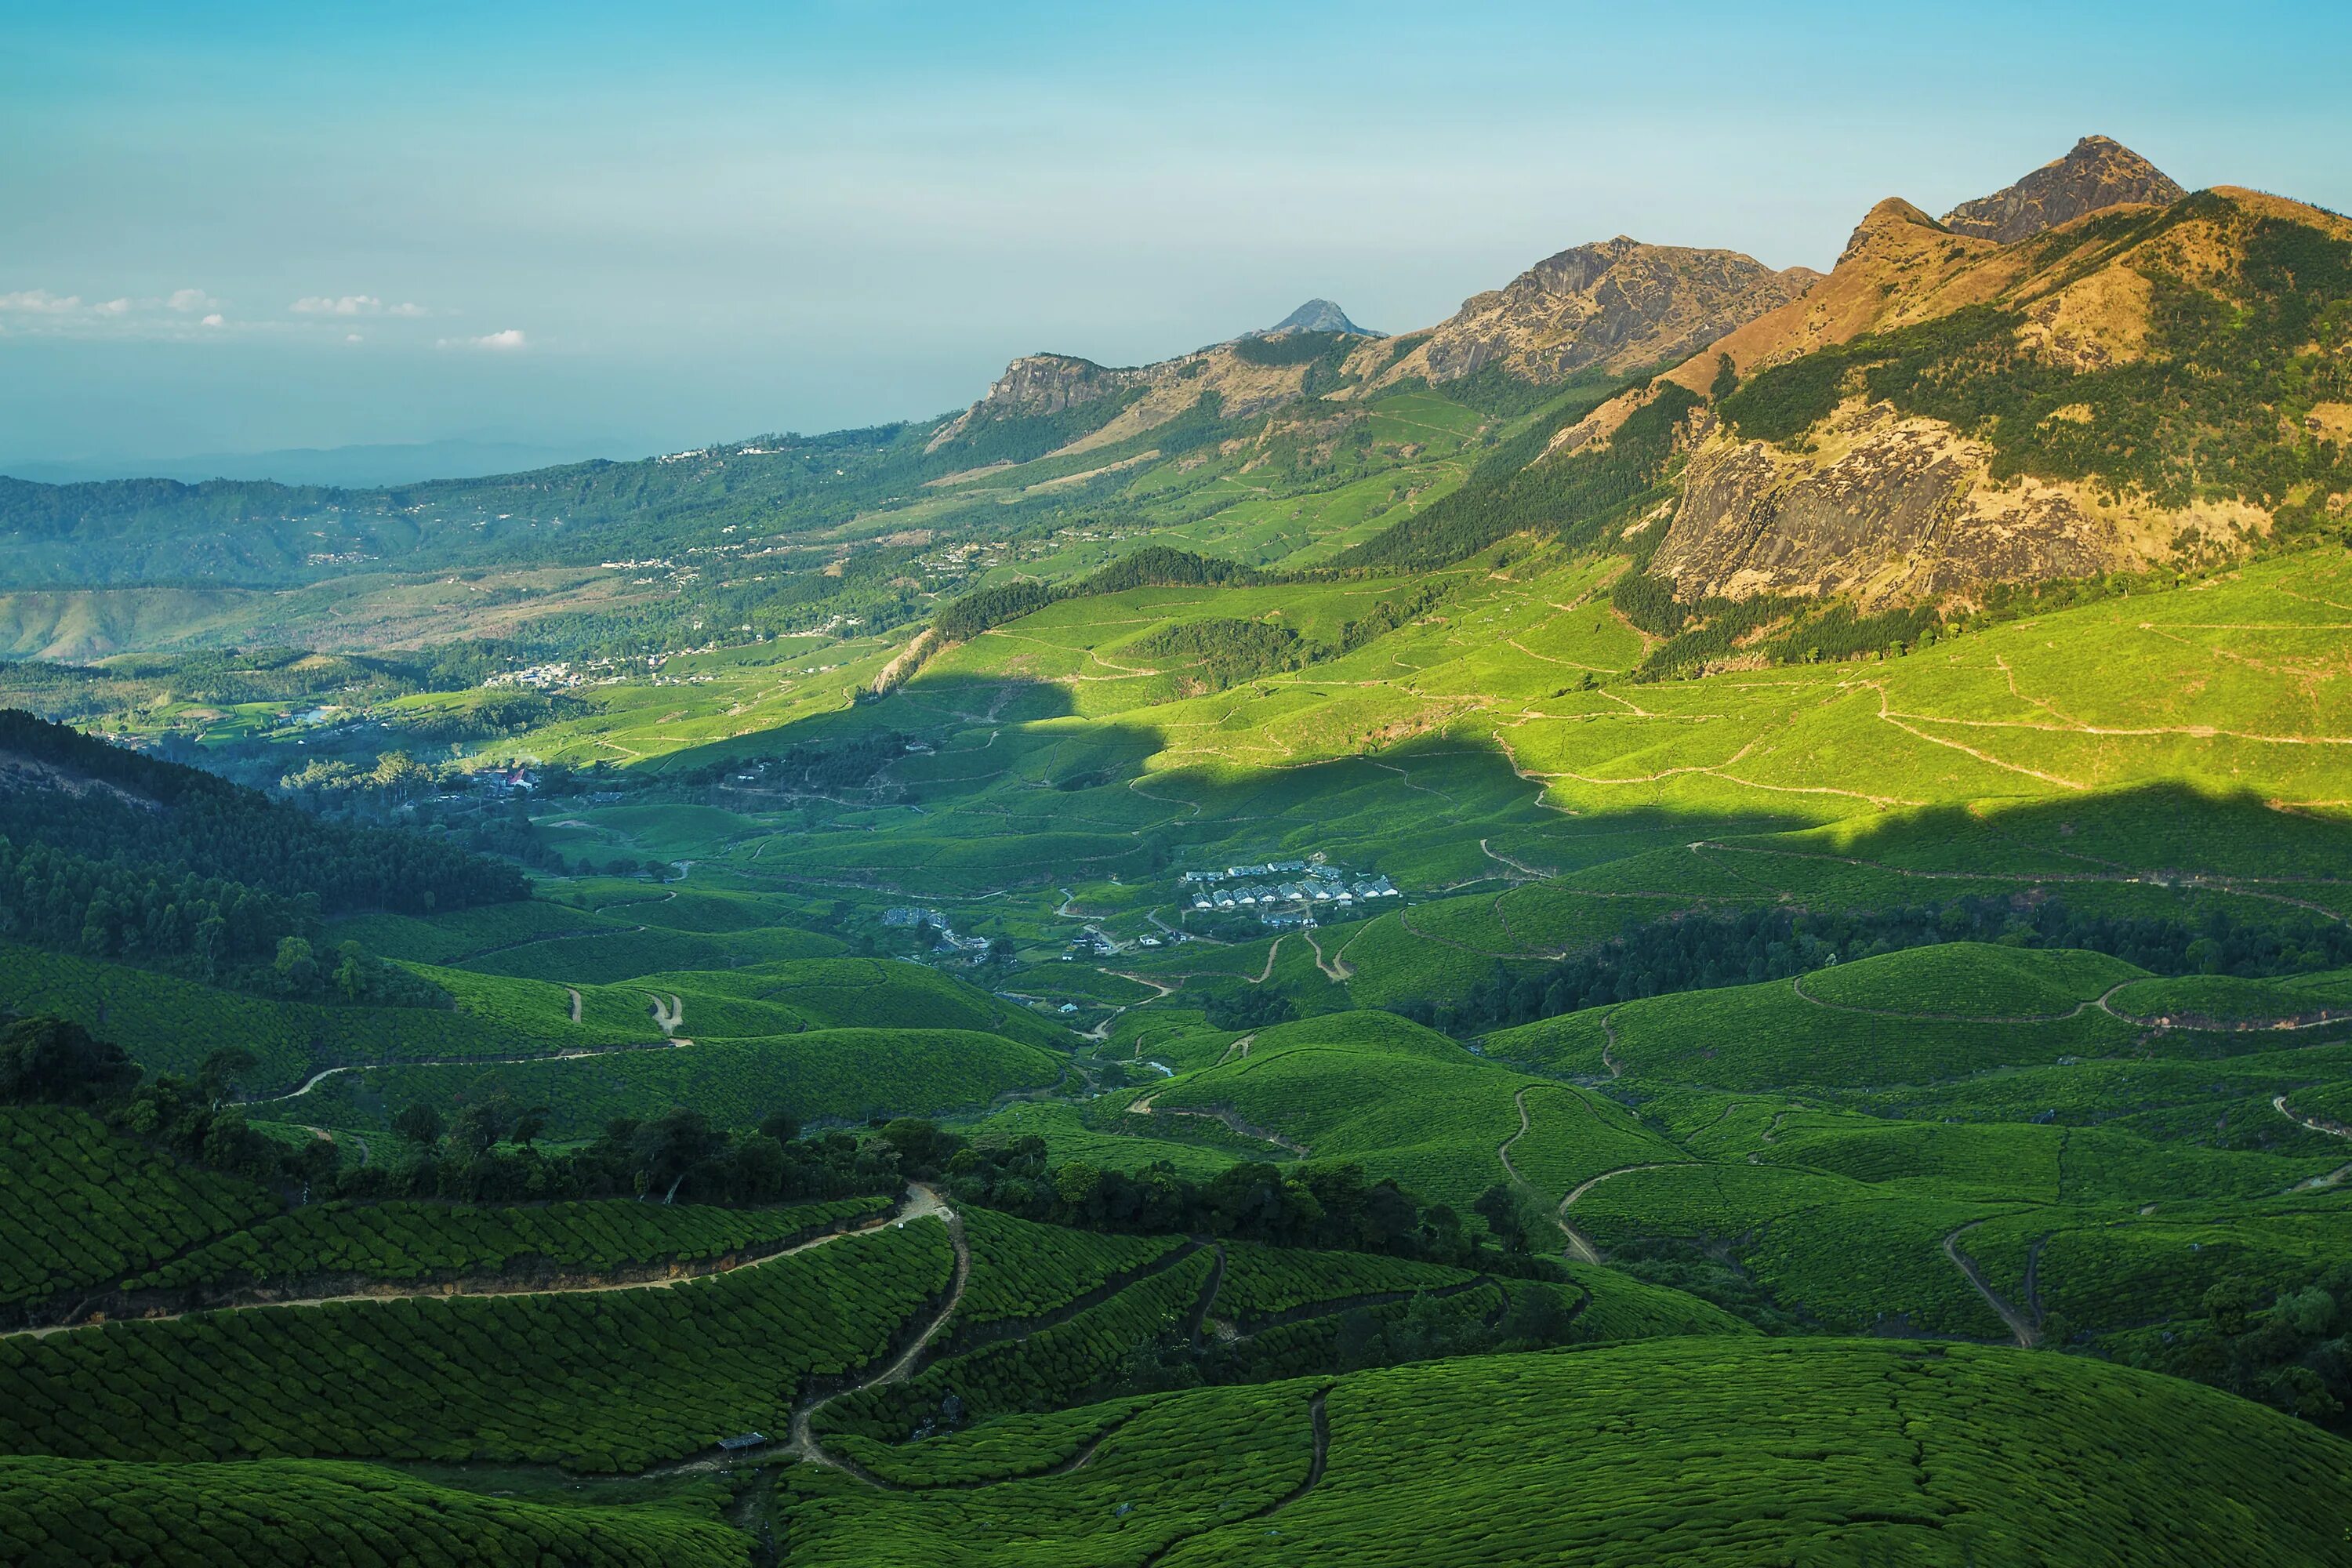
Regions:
[[1498, 1087, 1602, 1265], [2274, 1093, 2352, 1141], [565, 987, 583, 1024], [1942, 1221, 2039, 1348], [1479, 837, 1555, 880], [260, 1036, 686, 1104], [789, 1189, 968, 1475], [1301, 927, 1352, 982], [648, 993, 684, 1034], [1788, 975, 2130, 1026], [5, 1192, 919, 1341], [1560, 1161, 1686, 1210], [2270, 1095, 2352, 1191]]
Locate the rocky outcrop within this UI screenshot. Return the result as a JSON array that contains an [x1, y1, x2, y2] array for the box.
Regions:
[[923, 354, 1140, 452], [1652, 402, 2125, 604], [1941, 136, 2183, 245], [1355, 238, 1818, 394]]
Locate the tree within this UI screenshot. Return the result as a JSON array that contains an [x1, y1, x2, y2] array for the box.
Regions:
[[1473, 1184, 1530, 1254], [1709, 353, 1740, 401], [632, 1107, 726, 1200], [0, 1016, 140, 1106], [274, 935, 318, 989], [335, 940, 366, 1000], [452, 1101, 514, 1156], [197, 1047, 258, 1107], [392, 1102, 444, 1149]]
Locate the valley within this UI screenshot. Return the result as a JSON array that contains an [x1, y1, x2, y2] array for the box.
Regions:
[[5, 131, 2352, 1565]]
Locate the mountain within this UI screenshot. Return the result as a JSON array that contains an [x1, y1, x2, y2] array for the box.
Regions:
[[1247, 299, 1378, 337], [1349, 237, 1820, 394], [1940, 133, 2187, 245], [1482, 139, 2352, 612], [926, 240, 1817, 468]]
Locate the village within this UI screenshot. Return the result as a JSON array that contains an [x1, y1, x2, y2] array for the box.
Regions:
[[1180, 857, 1399, 927]]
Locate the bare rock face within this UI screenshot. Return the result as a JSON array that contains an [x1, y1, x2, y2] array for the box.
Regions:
[[969, 354, 1127, 419], [1653, 405, 2116, 604], [1940, 136, 2184, 245], [1362, 238, 1819, 392], [924, 354, 1138, 452]]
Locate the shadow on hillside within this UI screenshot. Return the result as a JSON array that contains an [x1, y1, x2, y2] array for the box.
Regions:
[[654, 672, 1822, 894]]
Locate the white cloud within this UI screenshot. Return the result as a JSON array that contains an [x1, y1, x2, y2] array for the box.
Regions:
[[346, 332, 364, 343], [167, 289, 220, 312], [388, 302, 429, 318], [93, 298, 133, 317], [201, 314, 224, 327], [440, 328, 528, 351], [0, 289, 84, 314], [292, 294, 383, 316]]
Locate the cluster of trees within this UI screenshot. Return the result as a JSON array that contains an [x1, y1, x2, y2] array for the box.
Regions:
[[1130, 618, 1305, 690], [932, 547, 1271, 643], [358, 1103, 899, 1207], [0, 710, 524, 916], [2136, 1269, 2352, 1432], [1402, 895, 2352, 1036], [0, 1014, 902, 1210], [1335, 581, 1452, 655], [1201, 989, 1299, 1030], [0, 837, 433, 1001], [278, 750, 442, 806], [376, 691, 590, 746], [880, 1120, 1559, 1279]]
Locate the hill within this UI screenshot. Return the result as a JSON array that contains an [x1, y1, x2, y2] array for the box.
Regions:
[[774, 1340, 2352, 1566]]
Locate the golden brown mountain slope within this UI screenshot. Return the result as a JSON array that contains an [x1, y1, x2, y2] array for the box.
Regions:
[[1348, 237, 1818, 396], [1639, 165, 2352, 608]]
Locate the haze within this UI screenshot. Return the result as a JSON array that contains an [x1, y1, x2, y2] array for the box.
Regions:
[[5, 0, 2347, 471]]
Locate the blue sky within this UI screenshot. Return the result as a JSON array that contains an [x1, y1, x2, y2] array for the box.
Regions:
[[4, 0, 2347, 467]]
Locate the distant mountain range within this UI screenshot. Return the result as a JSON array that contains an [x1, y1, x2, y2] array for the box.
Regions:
[[0, 438, 634, 490], [3, 133, 2345, 639]]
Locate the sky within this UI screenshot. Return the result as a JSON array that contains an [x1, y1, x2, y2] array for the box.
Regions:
[[4, 0, 2348, 470]]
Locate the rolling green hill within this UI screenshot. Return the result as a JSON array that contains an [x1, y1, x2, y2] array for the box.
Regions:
[[774, 1340, 2352, 1566]]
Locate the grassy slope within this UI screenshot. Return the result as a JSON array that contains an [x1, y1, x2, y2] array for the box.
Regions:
[[775, 1339, 2352, 1566]]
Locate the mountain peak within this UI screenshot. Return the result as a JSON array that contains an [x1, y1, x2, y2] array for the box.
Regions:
[[1363, 238, 1818, 394], [1250, 299, 1377, 338], [1940, 135, 2184, 245]]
